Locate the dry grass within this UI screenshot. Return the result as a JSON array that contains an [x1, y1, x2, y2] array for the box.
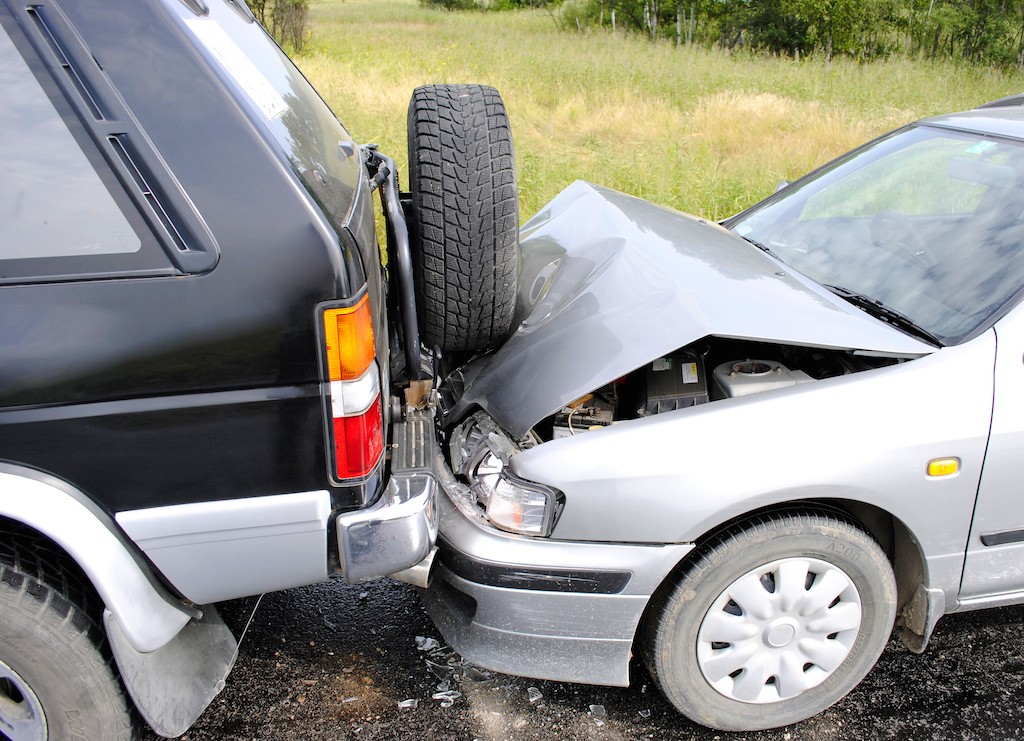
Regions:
[[296, 0, 1024, 220]]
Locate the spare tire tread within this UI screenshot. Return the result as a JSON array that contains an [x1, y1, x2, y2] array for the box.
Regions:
[[408, 84, 518, 354]]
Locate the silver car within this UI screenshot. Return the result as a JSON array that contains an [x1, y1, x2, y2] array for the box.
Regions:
[[418, 97, 1024, 731]]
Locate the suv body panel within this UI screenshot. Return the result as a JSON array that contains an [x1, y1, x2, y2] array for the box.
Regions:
[[0, 0, 438, 733], [115, 490, 332, 604], [0, 0, 421, 640], [0, 0, 381, 521]]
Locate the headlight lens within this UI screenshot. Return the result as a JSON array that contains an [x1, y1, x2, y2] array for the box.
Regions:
[[469, 451, 558, 536], [486, 473, 557, 536]]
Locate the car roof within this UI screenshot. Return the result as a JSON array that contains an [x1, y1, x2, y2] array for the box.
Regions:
[[922, 97, 1024, 141]]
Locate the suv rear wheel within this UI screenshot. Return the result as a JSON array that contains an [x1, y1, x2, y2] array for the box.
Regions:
[[407, 84, 519, 355], [0, 531, 133, 741]]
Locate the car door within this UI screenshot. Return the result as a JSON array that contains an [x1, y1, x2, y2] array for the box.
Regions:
[[960, 302, 1024, 600]]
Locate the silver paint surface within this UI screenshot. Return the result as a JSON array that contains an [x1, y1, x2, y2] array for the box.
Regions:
[[420, 493, 692, 686], [450, 181, 932, 438], [117, 490, 332, 604], [0, 465, 192, 654]]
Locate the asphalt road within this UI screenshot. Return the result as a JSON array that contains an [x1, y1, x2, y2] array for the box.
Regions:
[[145, 577, 1024, 740]]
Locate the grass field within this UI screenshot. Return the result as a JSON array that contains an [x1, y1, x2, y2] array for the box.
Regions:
[[296, 0, 1024, 220]]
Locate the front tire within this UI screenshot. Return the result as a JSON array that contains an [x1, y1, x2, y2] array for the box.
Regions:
[[643, 511, 896, 732], [0, 531, 134, 741]]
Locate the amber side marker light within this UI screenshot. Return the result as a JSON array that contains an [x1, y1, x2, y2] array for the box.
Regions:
[[927, 458, 960, 477]]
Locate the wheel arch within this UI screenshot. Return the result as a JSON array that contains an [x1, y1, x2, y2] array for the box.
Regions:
[[835, 498, 943, 652], [0, 463, 195, 653]]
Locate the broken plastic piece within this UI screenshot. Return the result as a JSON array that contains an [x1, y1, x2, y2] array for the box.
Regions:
[[639, 709, 652, 718], [425, 659, 455, 681], [527, 687, 543, 705], [590, 704, 606, 726], [398, 699, 418, 709], [432, 689, 462, 708], [462, 665, 494, 683], [415, 636, 440, 652]]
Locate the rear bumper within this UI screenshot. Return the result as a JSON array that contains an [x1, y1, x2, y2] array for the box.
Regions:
[[335, 408, 439, 582], [420, 490, 694, 687]]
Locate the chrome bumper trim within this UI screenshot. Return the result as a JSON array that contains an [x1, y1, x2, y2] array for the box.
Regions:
[[336, 408, 439, 582]]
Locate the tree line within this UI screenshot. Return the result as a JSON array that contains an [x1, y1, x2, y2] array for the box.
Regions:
[[421, 0, 1024, 66]]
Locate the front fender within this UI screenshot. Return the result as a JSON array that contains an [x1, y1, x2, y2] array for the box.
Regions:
[[0, 463, 194, 653], [510, 332, 996, 604]]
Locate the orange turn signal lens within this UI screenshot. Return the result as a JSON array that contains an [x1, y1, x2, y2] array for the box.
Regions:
[[323, 296, 375, 382], [927, 458, 960, 477]]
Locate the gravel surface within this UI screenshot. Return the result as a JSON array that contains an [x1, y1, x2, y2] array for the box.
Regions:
[[143, 578, 1024, 740]]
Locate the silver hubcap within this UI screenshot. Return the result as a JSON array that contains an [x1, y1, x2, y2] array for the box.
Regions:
[[0, 659, 46, 741], [696, 556, 862, 704]]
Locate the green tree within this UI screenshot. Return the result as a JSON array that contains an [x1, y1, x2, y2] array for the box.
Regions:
[[782, 0, 858, 60]]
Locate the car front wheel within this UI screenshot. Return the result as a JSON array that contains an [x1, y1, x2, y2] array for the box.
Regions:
[[643, 511, 896, 732]]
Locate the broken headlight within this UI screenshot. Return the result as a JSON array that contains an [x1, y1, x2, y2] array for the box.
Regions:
[[468, 449, 559, 537]]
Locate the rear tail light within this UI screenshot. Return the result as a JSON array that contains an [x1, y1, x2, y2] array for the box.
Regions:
[[323, 296, 376, 381], [322, 295, 384, 479]]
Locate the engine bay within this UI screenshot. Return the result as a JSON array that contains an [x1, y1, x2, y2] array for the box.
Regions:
[[536, 338, 900, 443], [441, 337, 904, 536]]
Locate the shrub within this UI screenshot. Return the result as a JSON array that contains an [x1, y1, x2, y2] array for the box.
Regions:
[[246, 0, 309, 51], [272, 0, 310, 51]]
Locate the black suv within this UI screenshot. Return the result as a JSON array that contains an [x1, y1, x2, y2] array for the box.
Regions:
[[0, 0, 518, 737]]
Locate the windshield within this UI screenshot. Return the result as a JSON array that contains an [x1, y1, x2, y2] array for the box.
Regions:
[[730, 125, 1024, 344]]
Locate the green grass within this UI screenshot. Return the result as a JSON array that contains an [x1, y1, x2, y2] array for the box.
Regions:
[[296, 0, 1024, 220]]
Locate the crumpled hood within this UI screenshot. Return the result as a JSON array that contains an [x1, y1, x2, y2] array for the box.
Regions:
[[446, 181, 934, 437]]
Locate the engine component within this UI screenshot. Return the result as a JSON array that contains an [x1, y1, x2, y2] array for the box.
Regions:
[[553, 392, 616, 439], [637, 352, 709, 415], [713, 359, 813, 398]]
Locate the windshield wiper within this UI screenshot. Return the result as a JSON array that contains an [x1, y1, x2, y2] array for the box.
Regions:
[[824, 285, 943, 347], [738, 235, 781, 261]]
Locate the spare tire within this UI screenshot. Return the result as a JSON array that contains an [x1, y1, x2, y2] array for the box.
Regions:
[[407, 84, 519, 355]]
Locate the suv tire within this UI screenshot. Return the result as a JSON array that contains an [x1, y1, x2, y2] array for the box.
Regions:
[[0, 532, 134, 741], [407, 84, 519, 355]]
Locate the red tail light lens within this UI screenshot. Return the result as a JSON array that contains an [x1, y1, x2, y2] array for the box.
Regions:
[[321, 294, 383, 481], [332, 399, 384, 479]]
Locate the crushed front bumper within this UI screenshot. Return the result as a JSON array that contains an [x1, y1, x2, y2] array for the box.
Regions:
[[420, 487, 694, 687], [335, 408, 439, 583]]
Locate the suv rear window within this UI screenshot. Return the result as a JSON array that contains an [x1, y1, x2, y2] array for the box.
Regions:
[[1, 26, 140, 261], [0, 19, 180, 283]]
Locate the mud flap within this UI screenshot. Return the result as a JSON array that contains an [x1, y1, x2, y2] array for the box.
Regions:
[[104, 606, 237, 738]]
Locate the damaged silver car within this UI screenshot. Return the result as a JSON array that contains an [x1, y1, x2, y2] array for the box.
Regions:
[[418, 97, 1024, 731]]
